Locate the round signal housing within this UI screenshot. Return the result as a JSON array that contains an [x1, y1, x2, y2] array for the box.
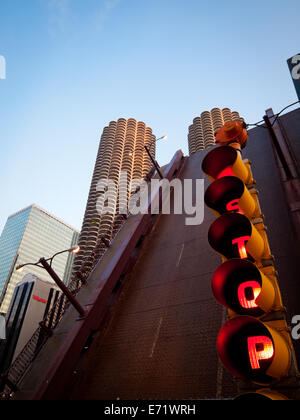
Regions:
[[202, 146, 253, 185], [204, 176, 256, 218], [208, 212, 265, 262], [217, 316, 291, 385], [212, 259, 276, 317]]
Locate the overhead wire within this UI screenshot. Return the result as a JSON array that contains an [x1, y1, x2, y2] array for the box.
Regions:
[[246, 100, 300, 130]]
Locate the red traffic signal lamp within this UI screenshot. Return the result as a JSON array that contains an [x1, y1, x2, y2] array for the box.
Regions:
[[217, 316, 291, 385], [212, 259, 276, 318], [202, 145, 253, 184], [208, 212, 269, 264], [204, 176, 259, 219]]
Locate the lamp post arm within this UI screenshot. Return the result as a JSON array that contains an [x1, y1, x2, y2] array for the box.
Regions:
[[50, 248, 77, 261], [16, 262, 44, 271], [144, 145, 164, 180]]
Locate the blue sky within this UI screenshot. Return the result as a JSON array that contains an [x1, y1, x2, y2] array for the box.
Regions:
[[0, 0, 299, 234]]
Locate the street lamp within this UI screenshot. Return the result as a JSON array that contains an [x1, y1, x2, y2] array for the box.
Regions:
[[16, 246, 86, 317], [128, 134, 167, 180], [157, 135, 168, 142], [16, 246, 80, 272]]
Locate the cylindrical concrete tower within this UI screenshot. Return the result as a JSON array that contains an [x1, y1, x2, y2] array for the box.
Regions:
[[73, 118, 156, 276], [188, 108, 244, 155]]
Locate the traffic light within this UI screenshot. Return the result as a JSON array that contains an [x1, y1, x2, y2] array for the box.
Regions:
[[217, 316, 290, 385], [204, 175, 258, 218], [202, 120, 297, 394], [208, 212, 267, 263], [202, 145, 253, 185], [211, 259, 276, 318]]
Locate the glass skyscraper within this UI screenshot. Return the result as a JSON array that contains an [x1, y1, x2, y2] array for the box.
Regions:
[[0, 204, 80, 314]]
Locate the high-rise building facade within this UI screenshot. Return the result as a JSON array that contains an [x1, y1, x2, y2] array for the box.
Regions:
[[0, 204, 80, 313], [73, 118, 156, 276], [0, 273, 61, 373], [188, 107, 244, 154]]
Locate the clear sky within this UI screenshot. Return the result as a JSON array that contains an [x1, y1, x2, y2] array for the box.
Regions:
[[0, 0, 299, 235]]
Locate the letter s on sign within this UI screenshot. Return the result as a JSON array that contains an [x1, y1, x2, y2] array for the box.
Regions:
[[291, 55, 300, 80]]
